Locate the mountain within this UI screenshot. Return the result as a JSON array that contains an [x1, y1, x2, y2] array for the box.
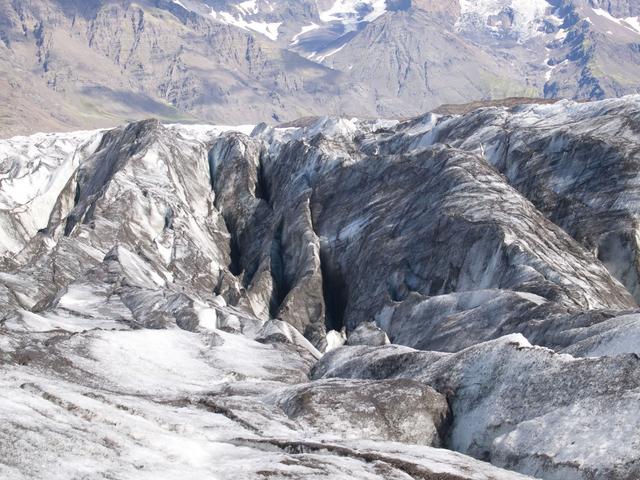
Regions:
[[3, 96, 640, 478], [2, 0, 640, 136]]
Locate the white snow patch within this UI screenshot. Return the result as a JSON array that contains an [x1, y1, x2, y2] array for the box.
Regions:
[[555, 27, 568, 41], [290, 23, 320, 45], [319, 0, 388, 32], [625, 16, 640, 33], [210, 8, 281, 40], [235, 0, 259, 15], [325, 329, 347, 352], [194, 301, 219, 330], [457, 0, 550, 40], [544, 58, 568, 82], [166, 123, 256, 143], [313, 43, 346, 62], [75, 330, 225, 394], [592, 8, 640, 35]]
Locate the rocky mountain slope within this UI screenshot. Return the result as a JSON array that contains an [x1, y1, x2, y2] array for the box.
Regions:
[[2, 96, 640, 478], [2, 0, 640, 136]]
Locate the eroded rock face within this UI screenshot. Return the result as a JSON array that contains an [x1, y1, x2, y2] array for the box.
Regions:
[[2, 97, 640, 479]]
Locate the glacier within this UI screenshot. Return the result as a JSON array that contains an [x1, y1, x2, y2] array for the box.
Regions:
[[2, 97, 640, 479]]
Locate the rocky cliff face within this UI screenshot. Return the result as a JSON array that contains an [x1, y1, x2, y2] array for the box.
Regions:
[[2, 0, 640, 136], [2, 96, 640, 479]]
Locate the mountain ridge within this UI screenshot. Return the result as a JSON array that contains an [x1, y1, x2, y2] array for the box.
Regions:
[[2, 0, 640, 137]]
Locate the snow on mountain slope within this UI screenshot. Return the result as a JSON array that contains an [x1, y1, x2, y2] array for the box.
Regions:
[[209, 9, 283, 40], [290, 22, 321, 45], [591, 7, 640, 35], [4, 0, 640, 136], [199, 0, 389, 43], [457, 0, 551, 39], [319, 0, 389, 30]]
